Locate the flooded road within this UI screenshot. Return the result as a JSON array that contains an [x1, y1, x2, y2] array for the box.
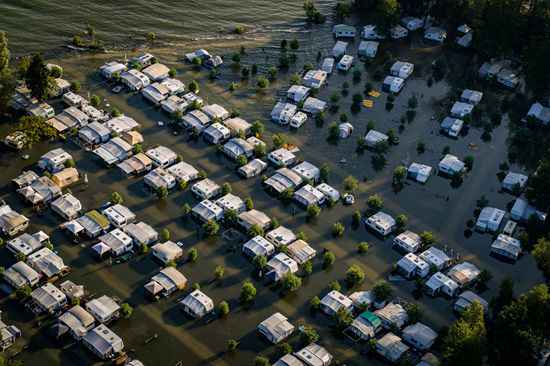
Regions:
[[0, 16, 545, 366]]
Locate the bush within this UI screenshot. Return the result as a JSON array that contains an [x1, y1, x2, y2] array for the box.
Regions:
[[310, 296, 321, 311], [367, 194, 384, 211], [323, 251, 336, 268], [332, 222, 345, 237], [254, 357, 270, 366], [277, 342, 292, 356], [245, 197, 254, 210], [281, 273, 302, 292], [300, 325, 319, 345], [464, 155, 475, 170], [240, 280, 257, 303], [70, 80, 81, 92], [120, 303, 133, 319], [188, 248, 198, 262], [373, 281, 393, 302], [352, 210, 362, 227], [358, 242, 369, 254], [329, 280, 342, 291], [189, 80, 200, 94], [343, 175, 359, 192], [346, 265, 365, 287], [290, 39, 299, 50], [257, 76, 270, 89], [227, 339, 238, 352], [90, 95, 101, 107], [218, 300, 230, 316]]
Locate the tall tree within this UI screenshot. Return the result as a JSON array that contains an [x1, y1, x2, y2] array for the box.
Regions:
[[442, 301, 487, 366], [0, 31, 9, 72], [375, 0, 401, 33], [526, 153, 550, 212], [0, 31, 14, 115], [489, 284, 550, 366], [25, 54, 50, 100]]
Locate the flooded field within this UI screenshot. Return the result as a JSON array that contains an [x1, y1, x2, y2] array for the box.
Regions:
[[0, 14, 545, 366]]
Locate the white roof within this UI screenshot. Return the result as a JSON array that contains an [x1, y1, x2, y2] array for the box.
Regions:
[[397, 253, 429, 274], [266, 226, 296, 247], [408, 163, 432, 183], [292, 161, 320, 181], [192, 199, 223, 222], [267, 253, 299, 279], [294, 184, 325, 206], [269, 148, 296, 165], [451, 101, 474, 117], [419, 247, 450, 269], [316, 183, 340, 201], [202, 104, 230, 120], [320, 290, 353, 314], [491, 233, 521, 258], [258, 312, 294, 342], [166, 161, 199, 183], [27, 247, 67, 278], [366, 211, 396, 232], [83, 324, 124, 357], [102, 204, 136, 226], [85, 295, 120, 322], [243, 235, 275, 258], [192, 178, 221, 198], [180, 289, 214, 316], [287, 239, 316, 264], [145, 146, 177, 167], [295, 343, 332, 366], [151, 241, 183, 263], [439, 154, 465, 173], [215, 193, 245, 213], [365, 129, 389, 146], [425, 271, 458, 293], [377, 333, 409, 362]]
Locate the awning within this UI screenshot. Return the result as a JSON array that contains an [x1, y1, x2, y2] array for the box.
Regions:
[[144, 280, 163, 295]]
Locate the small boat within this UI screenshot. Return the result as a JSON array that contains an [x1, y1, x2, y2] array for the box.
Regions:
[[343, 193, 355, 205], [157, 121, 165, 127], [22, 154, 30, 160], [112, 85, 123, 93]]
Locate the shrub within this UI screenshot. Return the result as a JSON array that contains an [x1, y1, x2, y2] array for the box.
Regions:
[[218, 301, 230, 316], [332, 222, 345, 237], [188, 248, 198, 262], [358, 242, 369, 254], [346, 265, 365, 287], [240, 280, 257, 303], [310, 296, 321, 311], [367, 194, 384, 211], [281, 273, 302, 292], [373, 281, 393, 302], [120, 303, 133, 319], [227, 339, 239, 352], [323, 251, 336, 268]]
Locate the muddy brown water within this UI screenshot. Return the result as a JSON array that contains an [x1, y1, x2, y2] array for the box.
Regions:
[[0, 20, 544, 366]]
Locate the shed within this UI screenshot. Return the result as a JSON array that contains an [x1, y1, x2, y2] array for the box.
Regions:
[[375, 303, 409, 329], [376, 333, 409, 363], [265, 226, 296, 247], [191, 179, 222, 200], [320, 290, 353, 316], [402, 322, 437, 350], [365, 211, 396, 236], [258, 312, 295, 344], [179, 289, 214, 318], [243, 235, 275, 258], [83, 324, 124, 360], [151, 241, 183, 264]]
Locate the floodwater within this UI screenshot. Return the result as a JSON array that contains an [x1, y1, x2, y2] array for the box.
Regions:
[[0, 0, 334, 57], [0, 6, 545, 366]]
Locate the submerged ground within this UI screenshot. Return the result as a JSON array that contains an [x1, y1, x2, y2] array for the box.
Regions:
[[0, 11, 544, 366]]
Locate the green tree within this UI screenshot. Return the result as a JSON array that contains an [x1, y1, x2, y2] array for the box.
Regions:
[[0, 32, 9, 72], [221, 182, 232, 195], [302, 260, 313, 276], [310, 296, 321, 311], [375, 0, 401, 33], [110, 191, 123, 205], [373, 281, 393, 303], [120, 303, 134, 319], [214, 265, 225, 280], [227, 338, 238, 352], [323, 251, 336, 268], [346, 264, 365, 287], [189, 80, 200, 94], [248, 224, 264, 237], [251, 120, 265, 136], [188, 247, 198, 262], [343, 175, 359, 192], [420, 231, 436, 246], [272, 133, 286, 148], [332, 222, 345, 237], [240, 280, 257, 303], [245, 197, 254, 210], [320, 163, 330, 182], [25, 54, 50, 100], [90, 94, 101, 107], [277, 342, 292, 356], [156, 186, 168, 200], [203, 220, 220, 237], [405, 303, 423, 323], [395, 214, 408, 230], [358, 242, 369, 254], [490, 284, 550, 365], [533, 238, 550, 279], [526, 154, 550, 212], [253, 254, 267, 271], [442, 302, 486, 366], [257, 76, 270, 89], [254, 356, 270, 366], [367, 194, 384, 211], [160, 228, 170, 241], [307, 204, 321, 219], [281, 272, 302, 292], [218, 300, 230, 316], [0, 68, 15, 115], [300, 324, 319, 344], [393, 165, 407, 185], [334, 307, 353, 331], [290, 39, 299, 50]]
